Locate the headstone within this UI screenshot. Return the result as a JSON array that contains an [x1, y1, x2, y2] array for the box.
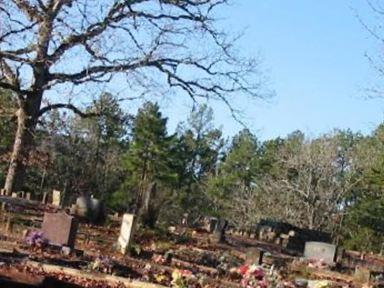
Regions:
[[20, 191, 25, 198], [52, 190, 61, 207], [11, 192, 17, 198], [26, 192, 31, 200], [5, 216, 13, 235], [42, 212, 78, 248], [41, 192, 48, 204], [0, 188, 5, 195], [304, 242, 337, 265], [181, 213, 188, 226], [205, 217, 218, 233], [75, 196, 103, 222], [245, 248, 264, 265], [69, 204, 77, 215], [212, 218, 228, 243], [117, 213, 135, 255]]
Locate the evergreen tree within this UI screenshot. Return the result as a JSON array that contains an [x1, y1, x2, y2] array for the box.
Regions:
[[176, 104, 224, 217], [207, 129, 261, 226], [121, 102, 177, 227]]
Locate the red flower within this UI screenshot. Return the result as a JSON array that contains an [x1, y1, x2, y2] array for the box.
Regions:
[[238, 264, 249, 275]]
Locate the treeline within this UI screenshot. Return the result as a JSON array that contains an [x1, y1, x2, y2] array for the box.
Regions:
[[1, 90, 384, 252]]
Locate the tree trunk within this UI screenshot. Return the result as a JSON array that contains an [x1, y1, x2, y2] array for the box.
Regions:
[[3, 95, 42, 195]]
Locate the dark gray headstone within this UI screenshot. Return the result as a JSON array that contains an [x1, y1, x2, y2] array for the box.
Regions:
[[75, 196, 103, 223], [204, 217, 218, 233], [212, 218, 228, 243], [304, 241, 337, 264], [42, 212, 78, 248]]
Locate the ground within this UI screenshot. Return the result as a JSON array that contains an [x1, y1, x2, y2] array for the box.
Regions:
[[0, 196, 383, 288]]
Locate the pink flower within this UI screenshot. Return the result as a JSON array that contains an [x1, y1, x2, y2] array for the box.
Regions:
[[239, 264, 249, 275], [180, 269, 193, 277]]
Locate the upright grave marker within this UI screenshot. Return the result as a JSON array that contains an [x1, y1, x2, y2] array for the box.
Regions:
[[304, 241, 337, 265], [41, 192, 48, 204], [204, 217, 218, 233], [117, 213, 135, 255], [42, 212, 78, 248], [212, 218, 228, 243], [52, 190, 61, 207]]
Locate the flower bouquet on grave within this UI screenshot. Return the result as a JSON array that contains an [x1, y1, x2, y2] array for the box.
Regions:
[[238, 264, 283, 288], [24, 230, 49, 250]]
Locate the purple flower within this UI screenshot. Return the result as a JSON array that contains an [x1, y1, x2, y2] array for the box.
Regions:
[[25, 230, 49, 248]]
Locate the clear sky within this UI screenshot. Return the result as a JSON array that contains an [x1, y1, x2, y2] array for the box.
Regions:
[[157, 0, 384, 140]]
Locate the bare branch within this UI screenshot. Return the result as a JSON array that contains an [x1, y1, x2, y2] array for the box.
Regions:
[[12, 0, 43, 22], [38, 103, 98, 118]]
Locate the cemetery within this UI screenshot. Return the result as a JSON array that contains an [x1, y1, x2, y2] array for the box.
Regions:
[[0, 192, 382, 288], [2, 2, 384, 287]]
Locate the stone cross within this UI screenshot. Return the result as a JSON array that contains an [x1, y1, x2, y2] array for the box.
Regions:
[[42, 212, 78, 248], [52, 190, 61, 207], [304, 241, 337, 264], [117, 213, 135, 255]]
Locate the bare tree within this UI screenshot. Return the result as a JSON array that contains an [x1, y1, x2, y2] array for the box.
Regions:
[[0, 0, 263, 194], [260, 136, 359, 231]]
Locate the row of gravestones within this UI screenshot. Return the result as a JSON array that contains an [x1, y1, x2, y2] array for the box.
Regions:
[[5, 189, 105, 224], [37, 212, 378, 284], [0, 188, 62, 206], [0, 189, 32, 201], [40, 211, 134, 255]]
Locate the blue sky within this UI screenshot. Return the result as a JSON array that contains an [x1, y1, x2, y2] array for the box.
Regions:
[[159, 0, 384, 140]]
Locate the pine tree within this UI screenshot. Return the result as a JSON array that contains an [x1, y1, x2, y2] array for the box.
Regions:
[[122, 102, 177, 227]]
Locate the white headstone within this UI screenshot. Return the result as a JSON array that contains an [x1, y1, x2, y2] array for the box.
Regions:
[[118, 214, 135, 255], [52, 190, 61, 207], [304, 241, 337, 264]]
